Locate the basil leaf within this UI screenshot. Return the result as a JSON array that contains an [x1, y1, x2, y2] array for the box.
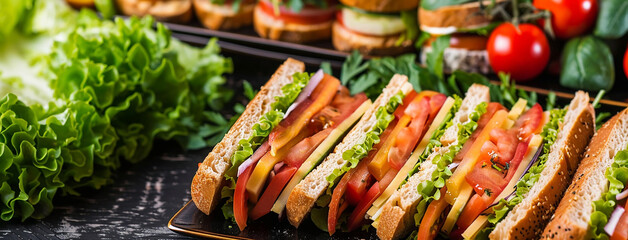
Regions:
[[559, 36, 615, 91], [421, 0, 474, 11], [594, 0, 628, 39], [426, 35, 451, 80]]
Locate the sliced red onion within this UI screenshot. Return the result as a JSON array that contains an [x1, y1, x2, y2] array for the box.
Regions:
[[518, 143, 545, 182], [273, 162, 285, 173], [284, 69, 324, 118], [448, 162, 459, 170], [237, 141, 270, 177], [617, 188, 628, 201], [605, 206, 625, 235]]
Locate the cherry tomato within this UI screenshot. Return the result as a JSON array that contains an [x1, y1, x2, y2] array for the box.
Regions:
[[487, 23, 550, 81], [624, 46, 628, 80], [534, 0, 598, 39]]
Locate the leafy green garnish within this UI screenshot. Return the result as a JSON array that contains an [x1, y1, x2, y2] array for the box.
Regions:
[[488, 108, 566, 225], [1, 5, 235, 221], [589, 143, 628, 239], [421, 0, 474, 11], [220, 72, 311, 220]]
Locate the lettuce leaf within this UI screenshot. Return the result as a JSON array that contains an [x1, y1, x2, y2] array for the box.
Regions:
[[589, 144, 628, 239], [1, 5, 235, 221], [326, 91, 404, 190], [488, 108, 567, 226], [413, 101, 486, 225], [220, 72, 311, 220]]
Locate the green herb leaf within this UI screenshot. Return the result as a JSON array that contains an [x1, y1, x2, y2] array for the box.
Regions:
[[594, 0, 628, 39], [560, 36, 615, 91], [421, 0, 474, 11]]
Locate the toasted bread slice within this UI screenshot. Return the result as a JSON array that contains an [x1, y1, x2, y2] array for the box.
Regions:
[[376, 84, 490, 240], [340, 0, 419, 13], [285, 74, 413, 227], [490, 91, 596, 240], [253, 5, 332, 43], [419, 0, 504, 30], [541, 108, 628, 240], [193, 0, 255, 30], [191, 58, 305, 215], [332, 22, 414, 56], [116, 0, 193, 23]]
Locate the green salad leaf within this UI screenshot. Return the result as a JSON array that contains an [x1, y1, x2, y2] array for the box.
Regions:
[[488, 108, 566, 226], [220, 72, 311, 220], [589, 143, 628, 239], [1, 2, 235, 221], [421, 0, 474, 11]]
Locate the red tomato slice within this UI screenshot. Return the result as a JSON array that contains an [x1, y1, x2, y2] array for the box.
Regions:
[[428, 94, 447, 117], [456, 193, 492, 231], [249, 166, 297, 220], [328, 168, 354, 235], [466, 141, 528, 197], [513, 103, 544, 141], [489, 128, 518, 165], [234, 163, 255, 231], [346, 159, 374, 206], [258, 0, 336, 25], [378, 168, 398, 191], [388, 97, 431, 170], [611, 210, 628, 240], [347, 182, 381, 232], [454, 102, 506, 162], [418, 188, 448, 240], [283, 128, 332, 167], [394, 91, 419, 119]]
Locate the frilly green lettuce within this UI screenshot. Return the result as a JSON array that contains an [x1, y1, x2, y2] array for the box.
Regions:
[[413, 101, 486, 225], [488, 108, 567, 227], [1, 5, 234, 221], [589, 144, 628, 239], [220, 72, 311, 220]]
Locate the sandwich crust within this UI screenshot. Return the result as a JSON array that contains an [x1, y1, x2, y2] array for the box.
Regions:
[[339, 0, 419, 13], [419, 0, 502, 30], [490, 91, 596, 240], [332, 22, 414, 56], [253, 5, 332, 43], [191, 58, 305, 215], [285, 75, 414, 227], [541, 108, 628, 240], [116, 0, 193, 23], [193, 0, 255, 30]]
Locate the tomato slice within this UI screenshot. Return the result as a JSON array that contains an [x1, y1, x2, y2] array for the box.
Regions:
[[347, 182, 381, 232], [234, 163, 255, 231], [328, 168, 354, 235], [283, 127, 332, 167], [418, 188, 449, 240], [514, 103, 544, 140], [612, 198, 628, 240], [454, 102, 506, 162], [388, 97, 431, 170], [455, 193, 493, 231], [258, 0, 336, 25], [394, 91, 419, 119], [249, 166, 297, 220], [346, 159, 374, 206], [489, 128, 518, 165]]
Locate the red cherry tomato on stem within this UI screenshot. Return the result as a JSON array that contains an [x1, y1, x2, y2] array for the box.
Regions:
[[533, 0, 598, 39], [487, 23, 550, 82]]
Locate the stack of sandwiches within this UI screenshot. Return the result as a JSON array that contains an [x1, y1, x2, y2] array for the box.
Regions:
[[190, 58, 628, 239]]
